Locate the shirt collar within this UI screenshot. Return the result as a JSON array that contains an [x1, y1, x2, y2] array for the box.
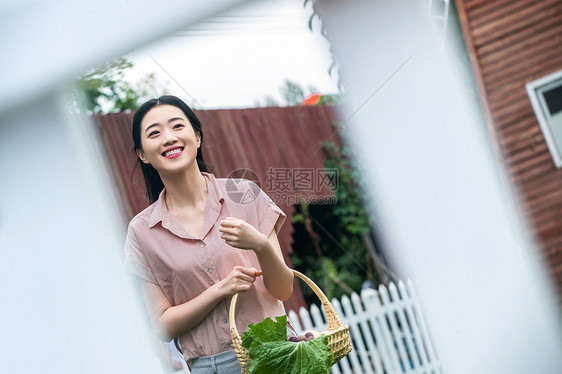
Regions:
[[148, 189, 167, 228], [204, 171, 225, 210], [148, 172, 224, 229]]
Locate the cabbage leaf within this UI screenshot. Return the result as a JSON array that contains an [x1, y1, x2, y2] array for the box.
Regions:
[[241, 315, 334, 374]]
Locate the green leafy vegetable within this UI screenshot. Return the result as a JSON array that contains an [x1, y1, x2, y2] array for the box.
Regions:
[[241, 315, 334, 374], [248, 337, 333, 374], [242, 316, 288, 349]]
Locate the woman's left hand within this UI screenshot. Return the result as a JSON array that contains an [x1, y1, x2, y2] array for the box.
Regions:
[[219, 217, 268, 252]]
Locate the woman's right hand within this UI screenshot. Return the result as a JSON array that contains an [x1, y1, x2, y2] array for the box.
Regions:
[[216, 266, 262, 297]]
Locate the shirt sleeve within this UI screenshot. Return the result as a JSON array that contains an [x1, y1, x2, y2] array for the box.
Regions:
[[123, 224, 158, 284], [253, 182, 286, 237]]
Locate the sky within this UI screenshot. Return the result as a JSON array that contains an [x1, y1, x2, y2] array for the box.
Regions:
[[123, 0, 340, 109]]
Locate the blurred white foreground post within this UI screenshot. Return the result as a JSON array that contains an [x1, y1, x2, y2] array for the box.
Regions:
[[316, 1, 562, 373], [0, 1, 247, 373]]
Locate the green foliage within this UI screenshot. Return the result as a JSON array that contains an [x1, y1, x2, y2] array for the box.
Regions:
[[319, 258, 337, 299], [242, 315, 289, 349], [290, 125, 378, 305], [241, 315, 333, 374], [280, 79, 306, 106], [258, 80, 340, 107], [291, 208, 375, 304], [315, 94, 341, 106], [303, 0, 343, 90], [248, 337, 333, 374], [71, 57, 166, 114], [292, 212, 305, 224], [322, 133, 371, 236], [263, 95, 280, 107]]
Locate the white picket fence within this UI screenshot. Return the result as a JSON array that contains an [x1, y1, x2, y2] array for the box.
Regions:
[[288, 280, 443, 374]]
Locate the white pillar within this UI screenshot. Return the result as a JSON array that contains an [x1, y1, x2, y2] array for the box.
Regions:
[[0, 1, 249, 372], [0, 94, 162, 373], [316, 1, 562, 373]]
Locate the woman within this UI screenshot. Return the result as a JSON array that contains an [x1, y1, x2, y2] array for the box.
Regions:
[[124, 95, 295, 373]]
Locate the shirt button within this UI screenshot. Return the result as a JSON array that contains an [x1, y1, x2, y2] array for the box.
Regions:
[[208, 268, 213, 273], [223, 318, 228, 324], [200, 242, 205, 248]]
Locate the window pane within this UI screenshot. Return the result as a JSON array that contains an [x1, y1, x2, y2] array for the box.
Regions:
[[543, 84, 562, 116]]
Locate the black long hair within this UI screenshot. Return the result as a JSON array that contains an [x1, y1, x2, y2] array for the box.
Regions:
[[132, 95, 209, 204]]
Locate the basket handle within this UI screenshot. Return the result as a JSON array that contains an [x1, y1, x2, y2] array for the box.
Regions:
[[229, 269, 345, 344], [229, 292, 241, 343]]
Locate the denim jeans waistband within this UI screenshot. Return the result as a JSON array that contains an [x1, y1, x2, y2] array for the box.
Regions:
[[191, 349, 238, 368]]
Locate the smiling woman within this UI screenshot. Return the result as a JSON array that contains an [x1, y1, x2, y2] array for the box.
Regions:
[[137, 106, 201, 183], [132, 95, 209, 204], [125, 95, 296, 373]]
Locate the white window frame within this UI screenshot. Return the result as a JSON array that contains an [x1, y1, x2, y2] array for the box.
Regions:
[[526, 69, 562, 168]]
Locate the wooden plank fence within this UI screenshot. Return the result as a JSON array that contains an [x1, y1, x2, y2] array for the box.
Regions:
[[287, 280, 443, 374]]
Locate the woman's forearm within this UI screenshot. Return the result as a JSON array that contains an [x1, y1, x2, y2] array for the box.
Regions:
[[152, 265, 262, 341], [158, 283, 225, 340], [254, 235, 294, 301]]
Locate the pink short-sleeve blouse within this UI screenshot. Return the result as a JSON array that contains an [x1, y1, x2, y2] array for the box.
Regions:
[[124, 172, 288, 362]]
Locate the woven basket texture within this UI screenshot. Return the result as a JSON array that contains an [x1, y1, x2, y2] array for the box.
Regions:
[[229, 270, 352, 373]]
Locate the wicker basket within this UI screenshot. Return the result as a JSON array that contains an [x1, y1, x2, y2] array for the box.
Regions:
[[229, 269, 352, 373]]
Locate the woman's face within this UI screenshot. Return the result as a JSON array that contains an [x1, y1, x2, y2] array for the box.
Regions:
[[137, 104, 201, 175]]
